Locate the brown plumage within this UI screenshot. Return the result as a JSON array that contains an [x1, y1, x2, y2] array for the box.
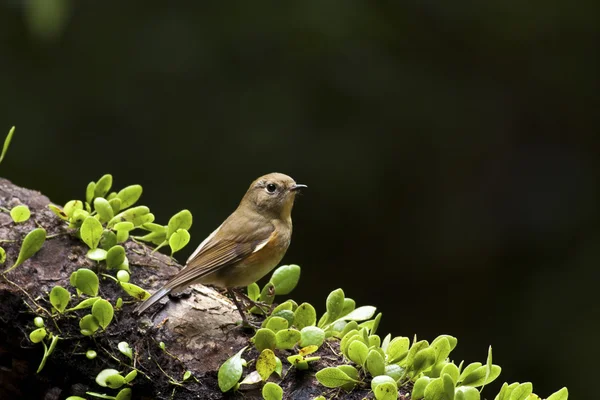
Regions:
[[134, 173, 305, 323]]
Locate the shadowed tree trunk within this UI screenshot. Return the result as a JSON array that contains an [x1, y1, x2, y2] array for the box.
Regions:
[[0, 178, 335, 400]]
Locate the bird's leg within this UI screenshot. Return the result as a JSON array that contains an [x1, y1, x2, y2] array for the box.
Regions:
[[233, 288, 272, 315], [227, 288, 260, 329]]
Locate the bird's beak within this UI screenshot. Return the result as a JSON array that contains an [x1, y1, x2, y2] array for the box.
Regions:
[[289, 184, 307, 192]]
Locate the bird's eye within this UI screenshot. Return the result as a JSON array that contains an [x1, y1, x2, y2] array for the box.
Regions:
[[266, 183, 277, 193]]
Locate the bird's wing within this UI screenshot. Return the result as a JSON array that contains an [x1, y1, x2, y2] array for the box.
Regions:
[[134, 212, 274, 315], [161, 217, 275, 291]]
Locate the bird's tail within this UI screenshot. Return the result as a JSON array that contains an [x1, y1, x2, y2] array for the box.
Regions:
[[134, 287, 172, 315]]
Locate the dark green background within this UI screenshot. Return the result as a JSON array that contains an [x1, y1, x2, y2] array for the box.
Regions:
[[1, 1, 598, 398]]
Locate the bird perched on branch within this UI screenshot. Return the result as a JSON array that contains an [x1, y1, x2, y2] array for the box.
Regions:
[[134, 172, 306, 326]]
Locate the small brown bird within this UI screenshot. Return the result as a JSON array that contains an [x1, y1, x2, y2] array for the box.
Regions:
[[134, 173, 306, 325]]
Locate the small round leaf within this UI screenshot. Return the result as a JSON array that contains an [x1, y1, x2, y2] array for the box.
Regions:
[[10, 205, 31, 223], [92, 299, 114, 330]]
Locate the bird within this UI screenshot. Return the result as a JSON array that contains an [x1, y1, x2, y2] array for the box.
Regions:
[[133, 172, 306, 326]]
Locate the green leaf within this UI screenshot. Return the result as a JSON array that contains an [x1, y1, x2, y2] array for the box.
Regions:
[[140, 222, 165, 232], [372, 376, 398, 400], [115, 388, 132, 400], [294, 302, 317, 329], [65, 297, 100, 312], [347, 339, 369, 366], [287, 354, 308, 370], [96, 368, 121, 387], [169, 228, 190, 254], [432, 337, 452, 365], [546, 387, 569, 400], [269, 264, 301, 295], [75, 268, 99, 296], [370, 311, 382, 335], [340, 321, 359, 339], [116, 229, 128, 243], [5, 227, 46, 273], [99, 230, 118, 251], [217, 346, 247, 392], [458, 363, 481, 382], [272, 309, 294, 327], [0, 247, 5, 264], [66, 397, 87, 400], [94, 174, 113, 198], [342, 297, 356, 316], [259, 282, 276, 305], [253, 328, 277, 352], [81, 217, 103, 249], [246, 283, 260, 301], [423, 377, 448, 400], [432, 334, 458, 351], [64, 200, 83, 218], [29, 327, 47, 343], [79, 314, 100, 335], [455, 386, 480, 400], [105, 374, 126, 389], [325, 288, 345, 322], [86, 182, 96, 204], [182, 371, 192, 381], [238, 370, 260, 386], [114, 221, 134, 232], [337, 364, 359, 390], [124, 370, 137, 383], [315, 367, 358, 388], [386, 336, 410, 363], [275, 328, 301, 349], [256, 349, 277, 381], [49, 285, 70, 313], [118, 341, 133, 359], [0, 126, 15, 165], [116, 184, 143, 209], [106, 245, 126, 269], [132, 230, 166, 245], [108, 197, 121, 214], [300, 326, 325, 347], [412, 376, 432, 399], [384, 364, 404, 381], [119, 282, 151, 300], [92, 299, 114, 330], [508, 383, 533, 400], [480, 346, 493, 393], [459, 364, 501, 387], [406, 340, 429, 369], [366, 348, 386, 376], [274, 356, 283, 376], [10, 205, 31, 223], [71, 209, 90, 227], [412, 347, 437, 376], [117, 270, 130, 282], [262, 382, 283, 400], [369, 334, 381, 348], [93, 198, 114, 223], [334, 305, 376, 323], [272, 301, 294, 313], [264, 316, 288, 333], [167, 209, 193, 238], [87, 248, 107, 261], [111, 206, 153, 227], [48, 204, 68, 220], [441, 362, 460, 384]]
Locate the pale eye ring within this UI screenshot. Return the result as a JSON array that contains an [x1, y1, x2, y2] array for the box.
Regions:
[[266, 183, 277, 193]]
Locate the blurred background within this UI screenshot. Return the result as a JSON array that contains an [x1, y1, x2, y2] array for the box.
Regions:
[[1, 1, 598, 398]]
